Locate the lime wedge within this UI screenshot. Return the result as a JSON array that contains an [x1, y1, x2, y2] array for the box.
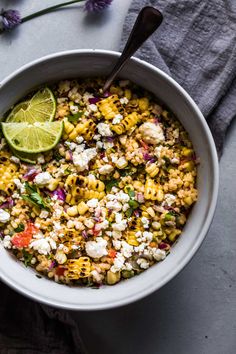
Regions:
[[11, 149, 40, 164], [6, 88, 56, 123], [2, 121, 63, 153]]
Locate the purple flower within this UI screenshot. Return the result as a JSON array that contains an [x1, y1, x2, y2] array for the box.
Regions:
[[1, 9, 21, 31], [85, 0, 113, 12]]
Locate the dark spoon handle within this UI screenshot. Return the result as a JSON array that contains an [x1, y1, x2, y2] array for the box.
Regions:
[[103, 6, 163, 93]]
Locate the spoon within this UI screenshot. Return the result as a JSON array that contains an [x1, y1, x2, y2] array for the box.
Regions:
[[103, 6, 163, 93]]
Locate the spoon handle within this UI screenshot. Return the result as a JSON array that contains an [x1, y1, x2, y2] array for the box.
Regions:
[[103, 6, 163, 93]]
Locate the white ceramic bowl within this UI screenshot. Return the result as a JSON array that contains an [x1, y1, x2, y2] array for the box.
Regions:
[[0, 50, 219, 310]]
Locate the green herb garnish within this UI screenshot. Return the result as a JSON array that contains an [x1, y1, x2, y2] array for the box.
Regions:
[[128, 200, 139, 209], [14, 223, 25, 233], [67, 111, 83, 123], [125, 208, 134, 218], [105, 179, 119, 192], [22, 182, 50, 210], [22, 249, 33, 267]]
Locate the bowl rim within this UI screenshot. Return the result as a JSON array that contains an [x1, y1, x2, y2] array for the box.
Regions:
[[0, 49, 219, 310]]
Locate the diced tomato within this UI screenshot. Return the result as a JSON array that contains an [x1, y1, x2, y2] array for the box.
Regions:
[[11, 223, 38, 248], [140, 140, 149, 150], [108, 249, 117, 259], [55, 267, 66, 276]]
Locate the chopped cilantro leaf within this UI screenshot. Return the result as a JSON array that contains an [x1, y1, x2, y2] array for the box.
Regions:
[[22, 249, 33, 267], [105, 179, 119, 192], [14, 223, 25, 233], [67, 111, 83, 123]]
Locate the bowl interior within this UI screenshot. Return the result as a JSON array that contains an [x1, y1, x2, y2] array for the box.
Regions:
[[0, 50, 218, 310]]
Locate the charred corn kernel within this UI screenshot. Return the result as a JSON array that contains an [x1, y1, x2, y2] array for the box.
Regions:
[[126, 232, 139, 246], [124, 89, 132, 100], [97, 94, 123, 120], [182, 147, 193, 157], [66, 194, 71, 204], [184, 196, 194, 206], [63, 119, 74, 134], [138, 97, 149, 111], [152, 221, 161, 230], [182, 161, 195, 172], [55, 251, 67, 264], [66, 257, 91, 279], [107, 270, 121, 285], [168, 229, 181, 242], [111, 112, 140, 135], [74, 119, 96, 141], [67, 205, 79, 217], [77, 201, 89, 215], [146, 207, 155, 218], [68, 129, 78, 140], [47, 178, 59, 191], [133, 180, 144, 192], [145, 163, 159, 178], [144, 179, 164, 201], [124, 184, 134, 193]]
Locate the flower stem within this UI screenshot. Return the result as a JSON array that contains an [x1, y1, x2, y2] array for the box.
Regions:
[[21, 0, 84, 23]]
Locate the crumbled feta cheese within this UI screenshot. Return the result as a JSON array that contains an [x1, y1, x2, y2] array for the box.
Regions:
[[115, 157, 128, 169], [13, 178, 25, 193], [110, 253, 125, 273], [97, 123, 113, 136], [152, 248, 166, 261], [83, 92, 94, 102], [73, 147, 97, 171], [37, 155, 45, 164], [121, 241, 133, 258], [0, 210, 10, 223], [112, 240, 121, 250], [88, 104, 97, 112], [112, 114, 123, 125], [139, 122, 165, 145], [111, 154, 118, 163], [91, 269, 103, 283], [122, 203, 129, 212], [70, 105, 79, 114], [112, 218, 127, 232], [124, 262, 133, 271], [85, 237, 108, 258], [98, 220, 109, 230], [164, 194, 176, 206], [103, 141, 114, 149], [30, 236, 56, 255], [87, 198, 99, 208], [96, 141, 104, 149], [137, 258, 150, 269], [39, 210, 49, 219], [103, 156, 109, 163], [65, 141, 78, 151], [93, 134, 101, 141], [120, 97, 129, 104], [99, 164, 114, 175], [112, 231, 122, 239], [106, 200, 122, 212], [84, 219, 94, 229], [171, 157, 180, 164], [142, 231, 153, 242], [53, 221, 61, 231], [134, 243, 146, 254], [76, 136, 84, 144], [141, 217, 149, 229], [116, 191, 130, 203], [34, 172, 52, 186], [2, 235, 12, 249], [10, 156, 20, 164], [12, 192, 20, 199]]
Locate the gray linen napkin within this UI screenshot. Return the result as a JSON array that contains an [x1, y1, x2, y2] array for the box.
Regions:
[[0, 282, 87, 353], [121, 0, 236, 155]]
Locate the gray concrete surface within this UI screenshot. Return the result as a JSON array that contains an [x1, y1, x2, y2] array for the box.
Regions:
[[0, 1, 235, 353]]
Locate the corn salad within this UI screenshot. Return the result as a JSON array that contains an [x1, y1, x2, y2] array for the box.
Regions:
[[0, 78, 198, 286]]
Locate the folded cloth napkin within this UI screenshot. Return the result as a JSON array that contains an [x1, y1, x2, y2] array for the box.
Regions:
[[121, 0, 236, 155], [0, 282, 87, 354]]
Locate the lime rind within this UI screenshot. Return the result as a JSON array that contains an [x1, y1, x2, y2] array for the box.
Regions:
[[6, 88, 56, 123], [2, 121, 63, 154]]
